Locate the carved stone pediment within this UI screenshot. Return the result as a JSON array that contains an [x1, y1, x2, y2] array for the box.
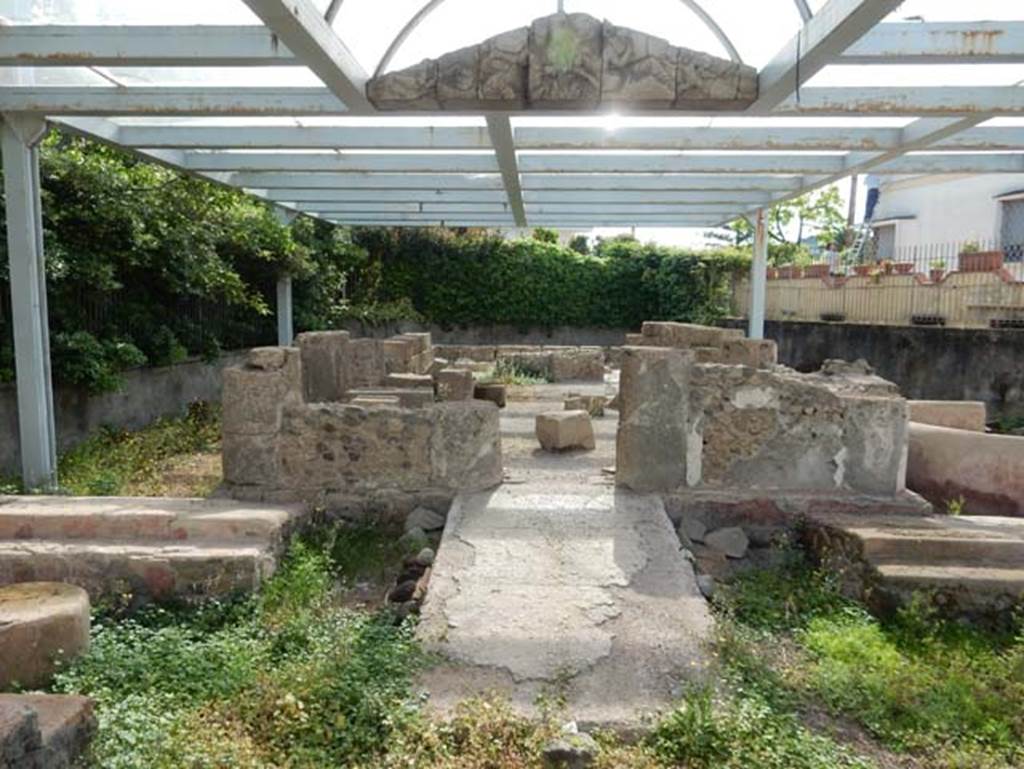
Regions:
[[367, 12, 757, 111]]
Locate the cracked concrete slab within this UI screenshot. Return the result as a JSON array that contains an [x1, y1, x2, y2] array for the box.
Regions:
[[417, 379, 713, 731]]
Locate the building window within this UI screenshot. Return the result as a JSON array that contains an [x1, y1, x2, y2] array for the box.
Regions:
[[1002, 199, 1024, 263]]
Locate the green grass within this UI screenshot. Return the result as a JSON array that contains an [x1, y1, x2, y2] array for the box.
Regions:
[[478, 359, 551, 386], [1, 401, 221, 497], [41, 528, 1024, 768], [714, 554, 1024, 769]]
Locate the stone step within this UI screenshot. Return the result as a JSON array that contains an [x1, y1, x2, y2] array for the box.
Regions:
[[0, 497, 299, 546], [0, 539, 278, 603], [875, 563, 1024, 614], [854, 529, 1024, 567], [0, 694, 96, 769]]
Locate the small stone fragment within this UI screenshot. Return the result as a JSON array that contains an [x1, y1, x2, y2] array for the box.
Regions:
[[398, 526, 430, 552], [474, 382, 508, 408], [679, 517, 707, 545], [704, 526, 749, 559], [697, 574, 715, 600], [542, 732, 599, 769], [415, 547, 436, 567], [405, 507, 446, 533]]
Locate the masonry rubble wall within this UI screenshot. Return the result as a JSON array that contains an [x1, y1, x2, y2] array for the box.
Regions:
[[222, 332, 502, 522], [434, 344, 606, 381], [616, 335, 910, 499]]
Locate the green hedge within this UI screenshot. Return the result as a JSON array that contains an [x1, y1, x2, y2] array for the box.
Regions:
[[352, 228, 749, 329]]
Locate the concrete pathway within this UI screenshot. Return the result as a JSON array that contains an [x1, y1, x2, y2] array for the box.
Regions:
[[418, 379, 713, 731]]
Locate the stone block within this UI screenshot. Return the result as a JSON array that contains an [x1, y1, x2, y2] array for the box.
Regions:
[[642, 321, 727, 349], [296, 330, 350, 402], [692, 346, 722, 363], [564, 394, 605, 417], [528, 13, 602, 108], [368, 58, 439, 110], [431, 402, 504, 491], [0, 583, 90, 690], [624, 333, 645, 346], [675, 49, 758, 109], [479, 27, 530, 107], [720, 338, 778, 368], [430, 356, 450, 377], [386, 373, 435, 390], [347, 388, 435, 409], [222, 347, 302, 435], [381, 339, 416, 374], [536, 410, 596, 452], [435, 368, 475, 401], [550, 349, 605, 382], [435, 345, 497, 362], [841, 395, 908, 495], [601, 21, 677, 107], [345, 338, 386, 389], [406, 506, 446, 533], [411, 348, 435, 375], [398, 332, 432, 355], [350, 396, 401, 407], [616, 346, 692, 492], [474, 382, 508, 408], [0, 694, 96, 769], [222, 433, 281, 486], [909, 400, 986, 432], [437, 43, 480, 108], [704, 527, 749, 559]]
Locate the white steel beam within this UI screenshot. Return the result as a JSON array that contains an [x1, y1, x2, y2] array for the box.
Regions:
[[754, 0, 903, 111], [228, 172, 505, 189], [119, 124, 492, 150], [183, 151, 498, 173], [1, 114, 57, 490], [260, 189, 511, 203], [520, 174, 803, 191], [257, 188, 774, 205], [4, 86, 1024, 116], [843, 21, 1024, 64], [486, 115, 527, 227], [517, 154, 846, 174], [240, 0, 371, 112], [0, 25, 296, 67]]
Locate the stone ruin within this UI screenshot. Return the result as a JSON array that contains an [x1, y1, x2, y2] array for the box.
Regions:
[[221, 331, 503, 522], [367, 13, 757, 111], [615, 322, 923, 513]]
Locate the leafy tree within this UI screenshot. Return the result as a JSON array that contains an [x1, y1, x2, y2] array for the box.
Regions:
[[705, 186, 846, 265]]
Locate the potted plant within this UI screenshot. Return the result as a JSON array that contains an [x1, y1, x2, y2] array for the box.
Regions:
[[853, 264, 872, 277], [958, 240, 1004, 273], [929, 258, 946, 283], [894, 262, 914, 274]]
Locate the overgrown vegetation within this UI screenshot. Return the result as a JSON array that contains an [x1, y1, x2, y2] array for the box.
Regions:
[[1, 401, 221, 496], [480, 359, 552, 386], [351, 228, 750, 330], [42, 533, 1023, 768], [714, 554, 1024, 769]]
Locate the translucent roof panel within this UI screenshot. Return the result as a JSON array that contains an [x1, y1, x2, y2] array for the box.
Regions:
[[0, 0, 287, 24], [810, 64, 1024, 88]]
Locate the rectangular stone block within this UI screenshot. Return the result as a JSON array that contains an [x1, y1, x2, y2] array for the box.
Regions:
[[642, 321, 727, 349], [381, 339, 416, 375], [536, 410, 596, 451], [398, 332, 432, 355], [624, 333, 646, 346], [692, 347, 722, 364], [436, 369, 475, 402], [349, 388, 435, 409], [431, 402, 503, 491], [550, 349, 605, 382], [564, 394, 605, 417], [601, 21, 676, 107], [474, 382, 507, 408], [720, 338, 778, 369], [528, 13, 602, 108], [222, 348, 302, 436], [411, 348, 435, 376], [841, 395, 909, 495], [223, 433, 281, 486], [345, 338, 386, 389], [385, 373, 435, 389], [616, 346, 692, 492], [296, 331, 350, 403]]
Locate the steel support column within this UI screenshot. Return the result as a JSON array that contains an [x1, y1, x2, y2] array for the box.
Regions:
[[2, 113, 56, 489], [748, 208, 768, 340], [274, 208, 297, 346]]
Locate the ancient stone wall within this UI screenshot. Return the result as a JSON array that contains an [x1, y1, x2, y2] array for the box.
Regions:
[[221, 333, 502, 521], [616, 343, 910, 498], [433, 344, 606, 382]]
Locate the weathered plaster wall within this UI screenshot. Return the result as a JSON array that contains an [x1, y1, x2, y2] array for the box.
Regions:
[[724, 321, 1024, 421], [0, 352, 245, 474]]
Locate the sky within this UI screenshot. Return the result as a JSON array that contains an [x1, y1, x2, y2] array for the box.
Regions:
[[4, 0, 1023, 246]]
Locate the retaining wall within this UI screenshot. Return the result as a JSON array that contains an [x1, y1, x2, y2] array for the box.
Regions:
[[724, 321, 1024, 422], [0, 353, 245, 475]]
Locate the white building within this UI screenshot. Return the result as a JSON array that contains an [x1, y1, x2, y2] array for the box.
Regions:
[[871, 174, 1024, 266]]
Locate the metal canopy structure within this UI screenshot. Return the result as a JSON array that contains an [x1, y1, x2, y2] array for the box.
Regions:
[[1, 0, 1024, 487]]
